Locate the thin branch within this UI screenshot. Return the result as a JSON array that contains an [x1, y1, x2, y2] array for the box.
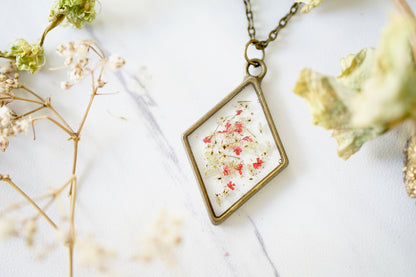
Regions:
[[16, 106, 45, 119], [0, 175, 58, 229], [20, 85, 44, 102], [0, 176, 73, 215], [12, 96, 45, 105], [31, 116, 73, 137]]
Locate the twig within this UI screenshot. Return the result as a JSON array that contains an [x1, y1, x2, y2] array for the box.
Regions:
[[0, 175, 58, 229], [12, 96, 45, 105], [30, 116, 73, 137], [16, 106, 45, 119]]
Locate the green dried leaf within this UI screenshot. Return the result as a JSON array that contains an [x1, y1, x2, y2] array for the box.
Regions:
[[3, 39, 45, 73], [49, 0, 98, 29], [293, 13, 416, 160]]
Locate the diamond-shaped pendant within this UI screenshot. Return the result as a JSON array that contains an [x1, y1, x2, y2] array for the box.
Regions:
[[183, 61, 288, 224]]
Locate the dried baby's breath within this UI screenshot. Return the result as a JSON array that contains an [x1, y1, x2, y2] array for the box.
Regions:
[[0, 39, 124, 276]]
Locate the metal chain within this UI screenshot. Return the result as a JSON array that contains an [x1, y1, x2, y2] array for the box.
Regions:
[[243, 1, 300, 50]]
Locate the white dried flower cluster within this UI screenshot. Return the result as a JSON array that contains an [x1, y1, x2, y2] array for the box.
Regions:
[[0, 106, 29, 151], [137, 209, 183, 263], [0, 217, 37, 247], [57, 41, 125, 91], [0, 61, 18, 75], [57, 41, 92, 85], [76, 237, 116, 272], [107, 54, 125, 71], [0, 217, 17, 241], [0, 74, 20, 106], [23, 219, 37, 247]]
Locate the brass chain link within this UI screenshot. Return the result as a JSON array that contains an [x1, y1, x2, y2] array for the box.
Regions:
[[243, 1, 300, 50]]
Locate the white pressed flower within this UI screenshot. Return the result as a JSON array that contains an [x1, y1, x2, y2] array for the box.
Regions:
[[61, 81, 72, 90], [0, 217, 17, 240], [108, 55, 125, 71]]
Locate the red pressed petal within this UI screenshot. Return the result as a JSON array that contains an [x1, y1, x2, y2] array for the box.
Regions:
[[233, 147, 242, 156], [203, 136, 212, 143]]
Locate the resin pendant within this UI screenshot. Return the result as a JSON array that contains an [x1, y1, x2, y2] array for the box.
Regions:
[[183, 59, 288, 224]]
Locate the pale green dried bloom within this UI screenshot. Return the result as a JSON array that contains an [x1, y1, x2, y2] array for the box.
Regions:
[[49, 0, 97, 29], [295, 0, 323, 13], [351, 14, 416, 129], [293, 13, 416, 160], [293, 67, 386, 160], [3, 39, 45, 73]]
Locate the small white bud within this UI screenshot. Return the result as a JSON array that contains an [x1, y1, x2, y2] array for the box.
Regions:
[[61, 81, 72, 90], [108, 55, 125, 71]]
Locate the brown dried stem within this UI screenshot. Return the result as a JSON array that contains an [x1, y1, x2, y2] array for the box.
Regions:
[[0, 175, 58, 229]]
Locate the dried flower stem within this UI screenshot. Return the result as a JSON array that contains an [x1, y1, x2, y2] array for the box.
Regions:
[[0, 39, 120, 277], [40, 14, 65, 47], [12, 96, 45, 105], [21, 85, 74, 132], [31, 116, 73, 137], [0, 176, 73, 216], [0, 175, 58, 229]]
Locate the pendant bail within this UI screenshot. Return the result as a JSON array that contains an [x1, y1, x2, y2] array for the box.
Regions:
[[245, 58, 267, 80]]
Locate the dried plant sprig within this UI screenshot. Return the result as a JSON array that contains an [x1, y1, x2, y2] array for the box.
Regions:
[[0, 0, 98, 73], [1, 40, 45, 74], [0, 40, 124, 277], [49, 0, 98, 29]]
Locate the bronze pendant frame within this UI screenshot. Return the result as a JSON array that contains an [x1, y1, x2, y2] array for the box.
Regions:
[[183, 62, 288, 224]]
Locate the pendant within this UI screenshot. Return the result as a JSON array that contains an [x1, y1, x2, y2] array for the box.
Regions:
[[183, 58, 288, 224]]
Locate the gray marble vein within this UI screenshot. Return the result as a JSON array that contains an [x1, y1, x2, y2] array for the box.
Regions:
[[249, 216, 280, 277]]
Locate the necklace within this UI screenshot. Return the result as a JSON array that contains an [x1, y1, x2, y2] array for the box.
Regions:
[[183, 1, 300, 224]]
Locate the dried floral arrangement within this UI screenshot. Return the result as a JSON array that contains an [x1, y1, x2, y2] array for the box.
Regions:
[[201, 103, 275, 205], [293, 0, 416, 197], [0, 0, 132, 276]]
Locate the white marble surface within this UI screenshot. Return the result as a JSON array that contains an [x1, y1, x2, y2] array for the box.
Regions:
[[1, 0, 416, 276]]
